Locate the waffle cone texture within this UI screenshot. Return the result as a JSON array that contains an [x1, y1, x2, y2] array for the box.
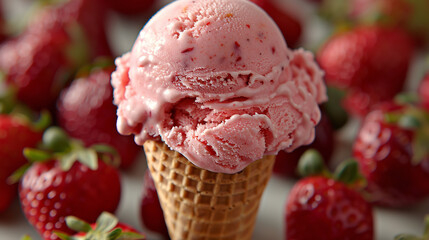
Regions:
[[143, 140, 275, 240]]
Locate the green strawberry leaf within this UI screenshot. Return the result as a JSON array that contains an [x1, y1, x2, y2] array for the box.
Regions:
[[424, 214, 429, 237], [91, 144, 120, 167], [394, 234, 423, 240], [7, 163, 31, 184], [398, 114, 422, 129], [42, 127, 71, 153], [297, 149, 328, 178], [20, 235, 33, 240], [23, 148, 52, 162], [32, 110, 52, 132], [53, 231, 74, 240], [65, 216, 93, 233], [118, 232, 146, 240], [107, 229, 123, 240], [95, 212, 119, 232], [395, 93, 420, 105], [60, 152, 78, 171], [77, 149, 98, 170], [334, 159, 361, 185]]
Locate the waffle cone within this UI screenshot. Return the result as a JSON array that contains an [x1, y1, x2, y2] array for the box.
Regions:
[[143, 140, 275, 240]]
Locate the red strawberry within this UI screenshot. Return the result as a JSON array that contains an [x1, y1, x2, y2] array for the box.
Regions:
[[418, 73, 429, 111], [19, 127, 121, 240], [0, 115, 43, 213], [249, 0, 302, 48], [57, 66, 141, 168], [317, 26, 415, 117], [140, 170, 169, 239], [353, 101, 429, 207], [105, 0, 156, 15], [273, 110, 334, 178], [54, 211, 145, 240], [286, 176, 374, 240], [0, 0, 111, 111], [285, 151, 374, 240]]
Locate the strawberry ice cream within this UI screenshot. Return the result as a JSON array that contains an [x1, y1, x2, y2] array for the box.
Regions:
[[112, 0, 327, 174]]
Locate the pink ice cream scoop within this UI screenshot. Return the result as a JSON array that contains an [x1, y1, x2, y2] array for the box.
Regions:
[[112, 0, 327, 174]]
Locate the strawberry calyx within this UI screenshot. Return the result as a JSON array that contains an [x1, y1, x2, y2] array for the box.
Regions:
[[54, 211, 145, 240], [394, 215, 429, 240], [8, 126, 119, 183], [298, 149, 366, 188]]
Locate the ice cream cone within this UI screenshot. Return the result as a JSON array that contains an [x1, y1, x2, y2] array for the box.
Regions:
[[143, 140, 275, 240]]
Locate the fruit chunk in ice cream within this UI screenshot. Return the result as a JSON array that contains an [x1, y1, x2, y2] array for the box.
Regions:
[[111, 0, 327, 174]]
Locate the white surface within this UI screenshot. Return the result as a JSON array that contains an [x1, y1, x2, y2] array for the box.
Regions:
[[1, 0, 429, 239]]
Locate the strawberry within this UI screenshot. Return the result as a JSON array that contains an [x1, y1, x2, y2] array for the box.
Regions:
[[105, 0, 156, 16], [18, 127, 121, 240], [140, 170, 169, 239], [0, 114, 43, 213], [321, 0, 429, 46], [273, 110, 334, 178], [57, 65, 141, 169], [317, 26, 415, 117], [285, 152, 374, 240], [353, 100, 429, 207], [249, 0, 302, 48], [286, 176, 374, 240], [418, 73, 429, 111], [0, 0, 111, 111], [54, 211, 145, 240]]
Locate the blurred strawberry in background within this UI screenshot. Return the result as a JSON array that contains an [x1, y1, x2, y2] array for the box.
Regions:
[[353, 101, 429, 207], [0, 114, 43, 213], [285, 152, 374, 240], [19, 127, 122, 240], [0, 0, 112, 111], [317, 26, 415, 117], [57, 64, 141, 169]]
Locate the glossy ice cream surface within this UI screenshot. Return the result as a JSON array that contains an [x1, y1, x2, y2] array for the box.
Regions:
[[112, 0, 327, 173]]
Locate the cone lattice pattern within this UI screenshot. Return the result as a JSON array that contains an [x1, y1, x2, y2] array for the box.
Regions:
[[144, 140, 275, 240]]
